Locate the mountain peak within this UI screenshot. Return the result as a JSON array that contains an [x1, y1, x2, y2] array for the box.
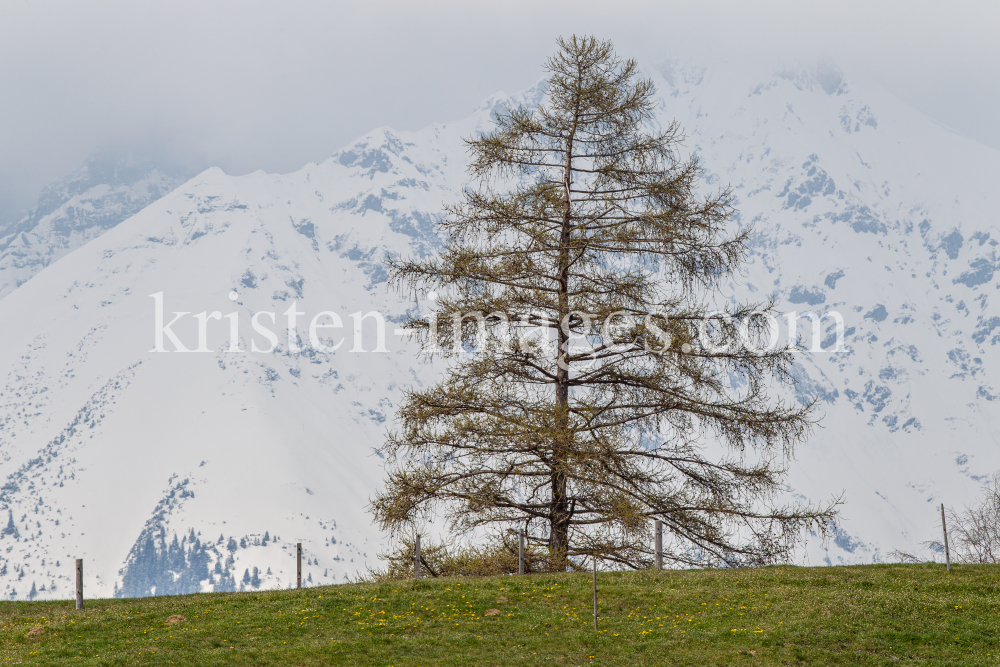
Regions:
[[2, 62, 1000, 598]]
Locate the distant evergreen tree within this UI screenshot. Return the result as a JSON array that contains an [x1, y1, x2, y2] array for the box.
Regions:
[[28, 582, 37, 600], [218, 534, 225, 545], [307, 573, 313, 583], [242, 568, 251, 585], [168, 533, 184, 572], [184, 537, 212, 589], [1, 511, 18, 539], [239, 537, 247, 549], [250, 567, 261, 588], [214, 569, 237, 593], [117, 526, 215, 597], [263, 531, 270, 545], [213, 561, 223, 575], [227, 537, 237, 553], [266, 567, 272, 576]]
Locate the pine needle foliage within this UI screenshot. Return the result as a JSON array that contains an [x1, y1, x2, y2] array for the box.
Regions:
[[367, 536, 549, 582], [372, 36, 838, 571]]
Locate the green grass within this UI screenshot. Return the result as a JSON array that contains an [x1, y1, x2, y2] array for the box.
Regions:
[[1, 563, 998, 665]]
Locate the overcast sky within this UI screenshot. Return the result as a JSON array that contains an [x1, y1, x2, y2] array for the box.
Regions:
[[2, 0, 998, 222]]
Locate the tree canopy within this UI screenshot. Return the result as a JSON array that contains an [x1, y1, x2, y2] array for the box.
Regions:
[[373, 35, 838, 571]]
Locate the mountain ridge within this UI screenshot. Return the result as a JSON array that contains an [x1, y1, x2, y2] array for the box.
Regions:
[[0, 61, 999, 599], [0, 148, 198, 300]]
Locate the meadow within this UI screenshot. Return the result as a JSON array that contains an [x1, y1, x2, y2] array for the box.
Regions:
[[1, 562, 998, 665]]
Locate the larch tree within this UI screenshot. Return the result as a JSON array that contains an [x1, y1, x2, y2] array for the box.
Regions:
[[372, 36, 838, 572]]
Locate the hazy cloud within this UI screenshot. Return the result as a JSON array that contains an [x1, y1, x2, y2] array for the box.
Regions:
[[2, 0, 997, 221]]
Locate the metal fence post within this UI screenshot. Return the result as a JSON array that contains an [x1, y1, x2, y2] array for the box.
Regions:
[[414, 534, 421, 578], [941, 504, 951, 573], [296, 543, 302, 589], [75, 559, 83, 610], [654, 520, 663, 570], [592, 557, 598, 631], [518, 530, 525, 575]]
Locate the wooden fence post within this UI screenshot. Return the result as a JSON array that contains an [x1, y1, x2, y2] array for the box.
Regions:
[[414, 534, 421, 578], [296, 543, 302, 589], [941, 503, 951, 573], [75, 559, 83, 610], [518, 531, 525, 575], [655, 520, 663, 570]]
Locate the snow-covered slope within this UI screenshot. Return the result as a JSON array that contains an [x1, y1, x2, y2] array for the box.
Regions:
[[0, 149, 194, 300], [649, 59, 1000, 564], [2, 62, 999, 599], [0, 84, 548, 600]]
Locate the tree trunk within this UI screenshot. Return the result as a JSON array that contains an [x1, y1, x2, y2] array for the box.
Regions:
[[549, 117, 576, 571]]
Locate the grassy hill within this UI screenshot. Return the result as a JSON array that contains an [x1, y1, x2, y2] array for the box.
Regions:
[[1, 563, 998, 665]]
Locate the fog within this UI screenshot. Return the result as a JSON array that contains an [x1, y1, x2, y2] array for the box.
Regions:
[[1, 0, 997, 222]]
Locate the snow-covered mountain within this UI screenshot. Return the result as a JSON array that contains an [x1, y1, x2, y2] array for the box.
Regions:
[[2, 61, 999, 600], [0, 84, 547, 600], [654, 59, 1000, 565], [0, 149, 195, 300]]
